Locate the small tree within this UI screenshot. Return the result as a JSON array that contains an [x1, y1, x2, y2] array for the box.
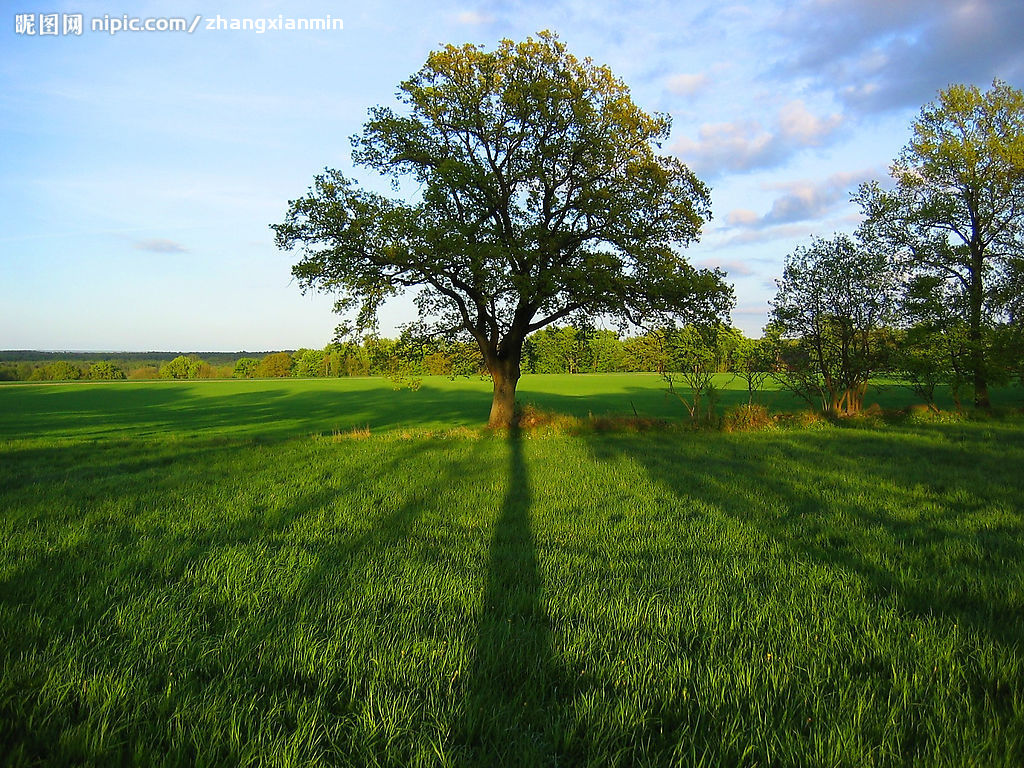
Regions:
[[661, 324, 722, 423], [731, 334, 775, 405], [273, 32, 731, 427], [159, 355, 200, 379], [770, 233, 898, 415]]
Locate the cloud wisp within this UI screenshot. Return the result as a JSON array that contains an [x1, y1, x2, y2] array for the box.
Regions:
[[672, 100, 843, 177], [699, 257, 755, 277], [665, 72, 709, 96], [133, 238, 189, 254], [454, 10, 495, 25], [723, 168, 878, 233]]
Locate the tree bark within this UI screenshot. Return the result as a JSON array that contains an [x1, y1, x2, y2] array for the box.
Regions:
[[484, 331, 526, 429], [487, 357, 520, 428], [969, 246, 991, 409]]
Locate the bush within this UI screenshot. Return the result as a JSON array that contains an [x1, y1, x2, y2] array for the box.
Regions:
[[32, 361, 83, 381], [773, 409, 830, 430], [257, 352, 293, 378], [233, 358, 259, 379], [723, 403, 774, 432], [128, 366, 160, 380], [88, 362, 126, 380], [902, 405, 966, 425], [159, 356, 201, 379]]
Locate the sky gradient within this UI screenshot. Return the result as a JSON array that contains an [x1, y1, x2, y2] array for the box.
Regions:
[[2, 0, 1022, 350]]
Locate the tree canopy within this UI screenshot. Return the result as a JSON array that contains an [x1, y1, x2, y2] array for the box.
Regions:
[[857, 79, 1024, 408], [273, 31, 732, 426], [770, 233, 899, 415]]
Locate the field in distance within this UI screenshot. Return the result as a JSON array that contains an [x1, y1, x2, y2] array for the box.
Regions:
[[3, 373, 1024, 442], [1, 375, 1022, 765]]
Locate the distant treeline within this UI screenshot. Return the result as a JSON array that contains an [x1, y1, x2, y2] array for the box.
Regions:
[[3, 323, 1021, 418], [0, 327, 743, 382]]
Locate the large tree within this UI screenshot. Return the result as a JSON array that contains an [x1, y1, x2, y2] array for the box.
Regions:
[[273, 32, 732, 426], [857, 80, 1024, 408]]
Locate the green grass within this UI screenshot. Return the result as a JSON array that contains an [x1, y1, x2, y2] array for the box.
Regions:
[[2, 373, 1021, 442], [1, 376, 1023, 765]]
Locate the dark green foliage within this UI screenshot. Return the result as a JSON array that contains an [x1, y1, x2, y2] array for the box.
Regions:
[[232, 357, 259, 379], [892, 324, 964, 409], [273, 31, 731, 426], [770, 233, 899, 415], [86, 361, 126, 380], [525, 326, 593, 374]]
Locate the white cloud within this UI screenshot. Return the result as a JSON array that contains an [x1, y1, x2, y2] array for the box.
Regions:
[[722, 168, 878, 231], [133, 238, 188, 253], [672, 102, 844, 177], [672, 119, 775, 176], [776, 100, 842, 145], [726, 209, 760, 227], [665, 72, 709, 95], [454, 10, 493, 25], [699, 257, 755, 276]]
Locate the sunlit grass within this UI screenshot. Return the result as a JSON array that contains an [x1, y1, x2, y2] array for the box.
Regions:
[[2, 373, 1021, 442], [1, 378, 1022, 765]]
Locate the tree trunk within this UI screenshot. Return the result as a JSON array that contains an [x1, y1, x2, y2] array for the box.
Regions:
[[969, 245, 991, 409], [483, 335, 524, 434], [487, 355, 521, 429], [973, 365, 990, 409]]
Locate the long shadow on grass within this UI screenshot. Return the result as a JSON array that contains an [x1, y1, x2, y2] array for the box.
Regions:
[[457, 427, 562, 766], [0, 382, 494, 441], [584, 425, 1024, 649], [0, 437, 482, 764]]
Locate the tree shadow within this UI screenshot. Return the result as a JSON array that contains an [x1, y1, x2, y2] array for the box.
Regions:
[[583, 424, 1024, 649], [0, 381, 495, 442], [0, 437, 489, 764], [457, 427, 563, 766]]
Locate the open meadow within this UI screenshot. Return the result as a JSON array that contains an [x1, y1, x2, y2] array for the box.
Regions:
[[1, 375, 1023, 766]]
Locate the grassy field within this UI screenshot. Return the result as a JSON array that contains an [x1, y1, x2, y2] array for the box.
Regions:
[[3, 373, 1022, 442], [1, 375, 1023, 766]]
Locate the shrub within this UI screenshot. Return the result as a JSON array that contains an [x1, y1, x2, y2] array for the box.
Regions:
[[36, 361, 83, 381], [723, 403, 774, 432], [87, 362, 126, 380], [233, 358, 259, 379], [128, 366, 160, 380], [257, 352, 293, 378], [902, 405, 966, 425], [159, 356, 201, 379]]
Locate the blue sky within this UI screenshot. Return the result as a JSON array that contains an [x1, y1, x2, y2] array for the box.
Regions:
[[2, 0, 1022, 351]]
